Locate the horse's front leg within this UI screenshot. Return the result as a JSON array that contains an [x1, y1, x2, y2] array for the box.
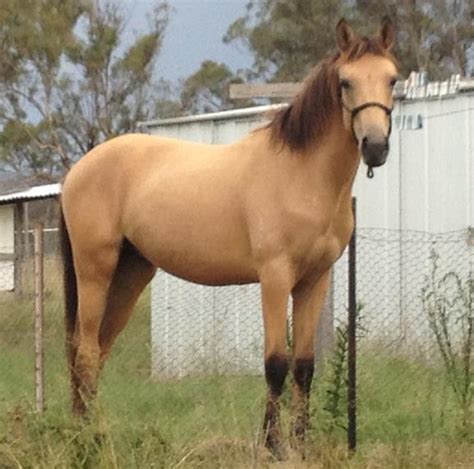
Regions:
[[291, 270, 331, 450], [259, 260, 294, 460]]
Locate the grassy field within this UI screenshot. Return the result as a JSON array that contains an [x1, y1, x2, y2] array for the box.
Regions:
[[0, 274, 473, 468]]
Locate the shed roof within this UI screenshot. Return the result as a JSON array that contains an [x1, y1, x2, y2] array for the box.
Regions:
[[0, 183, 61, 206], [139, 104, 283, 129]]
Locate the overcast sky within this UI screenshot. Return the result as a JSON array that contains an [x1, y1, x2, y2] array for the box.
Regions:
[[122, 0, 253, 84]]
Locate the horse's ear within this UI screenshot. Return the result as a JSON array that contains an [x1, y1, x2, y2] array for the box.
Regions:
[[379, 16, 395, 50], [336, 18, 355, 53]]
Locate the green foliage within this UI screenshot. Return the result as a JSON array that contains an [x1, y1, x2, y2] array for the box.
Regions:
[[355, 0, 473, 79], [320, 303, 366, 434], [180, 60, 253, 114], [152, 79, 184, 120], [0, 0, 170, 180], [225, 0, 348, 81], [225, 0, 474, 82], [422, 249, 474, 437], [322, 322, 349, 433], [119, 34, 161, 78], [0, 120, 58, 180]]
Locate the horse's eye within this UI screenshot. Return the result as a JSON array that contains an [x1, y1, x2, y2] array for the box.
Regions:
[[389, 77, 397, 88], [340, 79, 351, 90]]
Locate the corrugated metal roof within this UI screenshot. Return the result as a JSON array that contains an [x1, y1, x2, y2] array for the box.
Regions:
[[0, 183, 61, 205]]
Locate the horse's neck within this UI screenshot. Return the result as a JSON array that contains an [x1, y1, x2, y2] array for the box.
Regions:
[[243, 123, 359, 210], [302, 121, 360, 203]]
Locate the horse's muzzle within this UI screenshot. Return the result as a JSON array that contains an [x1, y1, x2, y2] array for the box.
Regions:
[[361, 137, 389, 168]]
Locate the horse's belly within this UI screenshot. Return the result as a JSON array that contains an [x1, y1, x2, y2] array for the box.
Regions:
[[145, 246, 258, 286], [126, 219, 258, 286], [158, 255, 258, 286]]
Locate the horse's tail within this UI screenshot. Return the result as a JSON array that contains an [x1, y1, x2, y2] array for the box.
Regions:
[[60, 204, 77, 374]]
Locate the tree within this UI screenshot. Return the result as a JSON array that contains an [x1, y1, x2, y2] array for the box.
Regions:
[[0, 0, 170, 181], [355, 0, 473, 78], [224, 0, 348, 82], [180, 60, 252, 114], [225, 0, 473, 82], [428, 0, 473, 77], [152, 79, 183, 120]]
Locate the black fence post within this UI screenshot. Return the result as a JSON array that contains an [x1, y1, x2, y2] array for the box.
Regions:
[[348, 197, 357, 452]]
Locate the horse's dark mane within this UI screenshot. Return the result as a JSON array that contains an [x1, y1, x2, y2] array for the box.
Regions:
[[268, 36, 394, 151]]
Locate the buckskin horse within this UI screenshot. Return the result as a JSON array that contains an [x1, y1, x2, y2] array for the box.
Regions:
[[60, 18, 398, 457]]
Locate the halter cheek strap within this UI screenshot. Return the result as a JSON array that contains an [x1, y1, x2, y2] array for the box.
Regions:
[[342, 101, 393, 178]]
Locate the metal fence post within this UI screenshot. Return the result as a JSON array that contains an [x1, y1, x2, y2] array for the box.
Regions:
[[34, 223, 45, 412], [24, 202, 30, 260], [348, 197, 357, 452], [14, 202, 24, 297]]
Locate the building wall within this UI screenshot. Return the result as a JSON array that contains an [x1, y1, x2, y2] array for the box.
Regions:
[[148, 94, 474, 378], [0, 205, 14, 291]]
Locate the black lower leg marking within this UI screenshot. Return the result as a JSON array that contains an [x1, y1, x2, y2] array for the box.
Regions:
[[294, 357, 314, 395], [263, 354, 289, 459], [265, 354, 289, 395], [293, 357, 315, 441]]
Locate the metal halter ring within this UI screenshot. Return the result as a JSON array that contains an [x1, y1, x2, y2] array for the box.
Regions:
[[342, 101, 393, 178]]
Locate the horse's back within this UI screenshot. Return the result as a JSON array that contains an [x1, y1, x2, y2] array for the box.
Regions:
[[62, 133, 238, 211]]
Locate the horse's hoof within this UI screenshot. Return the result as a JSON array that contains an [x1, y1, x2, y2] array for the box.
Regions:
[[290, 423, 309, 459], [290, 439, 307, 460], [72, 402, 87, 418], [264, 434, 287, 461]]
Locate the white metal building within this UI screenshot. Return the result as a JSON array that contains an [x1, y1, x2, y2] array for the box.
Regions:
[[142, 83, 474, 378], [0, 205, 15, 291], [0, 184, 60, 291]]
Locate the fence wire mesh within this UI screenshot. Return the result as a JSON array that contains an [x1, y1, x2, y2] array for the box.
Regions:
[[1, 225, 472, 458], [333, 228, 473, 441]]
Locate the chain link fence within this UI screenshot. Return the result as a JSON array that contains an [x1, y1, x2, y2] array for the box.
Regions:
[[1, 222, 472, 452], [333, 227, 473, 442]]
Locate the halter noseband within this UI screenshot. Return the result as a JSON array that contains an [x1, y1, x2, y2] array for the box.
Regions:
[[342, 101, 393, 178]]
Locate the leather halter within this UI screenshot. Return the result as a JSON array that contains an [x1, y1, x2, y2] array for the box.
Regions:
[[342, 101, 393, 178]]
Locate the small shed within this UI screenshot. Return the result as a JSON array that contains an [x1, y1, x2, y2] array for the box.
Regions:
[[0, 183, 60, 292]]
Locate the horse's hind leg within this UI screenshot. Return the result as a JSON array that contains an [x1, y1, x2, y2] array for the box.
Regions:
[[291, 270, 330, 448], [99, 240, 156, 367], [72, 239, 121, 416]]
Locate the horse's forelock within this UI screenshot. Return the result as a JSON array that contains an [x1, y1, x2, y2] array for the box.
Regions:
[[347, 36, 386, 60]]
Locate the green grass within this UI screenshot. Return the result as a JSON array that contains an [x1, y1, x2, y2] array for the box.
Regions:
[[1, 283, 473, 468]]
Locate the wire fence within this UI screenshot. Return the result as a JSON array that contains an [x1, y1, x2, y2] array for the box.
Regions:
[[0, 223, 472, 450], [335, 228, 473, 442]]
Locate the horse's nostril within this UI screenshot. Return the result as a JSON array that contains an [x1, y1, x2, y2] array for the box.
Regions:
[[362, 138, 389, 168], [362, 137, 388, 152]]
